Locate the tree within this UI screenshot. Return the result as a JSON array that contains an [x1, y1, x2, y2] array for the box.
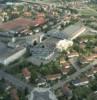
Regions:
[[89, 80, 97, 91], [30, 70, 38, 83], [24, 88, 29, 96]]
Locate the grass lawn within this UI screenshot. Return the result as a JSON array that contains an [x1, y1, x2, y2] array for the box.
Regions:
[[78, 7, 97, 16]]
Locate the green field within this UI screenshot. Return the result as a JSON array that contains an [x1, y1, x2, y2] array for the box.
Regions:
[[78, 7, 97, 16]]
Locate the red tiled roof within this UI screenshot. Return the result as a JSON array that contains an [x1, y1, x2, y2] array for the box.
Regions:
[[0, 17, 46, 31], [0, 18, 33, 31], [46, 74, 61, 81], [33, 17, 45, 26], [22, 68, 31, 77]]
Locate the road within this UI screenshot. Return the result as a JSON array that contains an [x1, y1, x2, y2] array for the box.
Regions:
[[0, 70, 33, 92], [52, 59, 97, 90], [21, 0, 63, 7], [69, 58, 81, 71]]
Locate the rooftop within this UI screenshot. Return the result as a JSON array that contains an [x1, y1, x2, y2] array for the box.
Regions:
[[46, 74, 61, 81], [28, 88, 58, 100], [47, 23, 86, 40], [0, 17, 33, 31], [22, 68, 31, 78], [60, 66, 70, 74], [72, 77, 89, 85], [0, 42, 25, 60], [30, 37, 58, 59]]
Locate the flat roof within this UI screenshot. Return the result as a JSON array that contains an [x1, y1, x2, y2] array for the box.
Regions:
[[62, 23, 85, 39], [0, 42, 25, 60], [47, 23, 85, 40], [31, 37, 58, 59], [27, 37, 59, 65], [28, 88, 58, 100]]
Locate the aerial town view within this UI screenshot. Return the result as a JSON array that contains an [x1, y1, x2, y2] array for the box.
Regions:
[[1, 0, 97, 100]]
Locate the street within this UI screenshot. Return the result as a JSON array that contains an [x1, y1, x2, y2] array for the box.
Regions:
[[53, 59, 97, 90], [69, 57, 81, 71], [0, 70, 33, 92]]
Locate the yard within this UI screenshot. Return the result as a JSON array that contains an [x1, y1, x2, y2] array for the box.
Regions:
[[78, 7, 97, 16]]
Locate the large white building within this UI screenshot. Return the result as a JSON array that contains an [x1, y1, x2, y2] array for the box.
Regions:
[[28, 37, 73, 65], [47, 22, 86, 40], [0, 42, 26, 65], [28, 88, 58, 100], [28, 22, 86, 65]]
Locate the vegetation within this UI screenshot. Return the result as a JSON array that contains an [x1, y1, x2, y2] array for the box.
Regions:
[[78, 7, 97, 16], [40, 61, 60, 75]]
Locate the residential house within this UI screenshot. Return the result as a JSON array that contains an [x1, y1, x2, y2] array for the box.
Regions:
[[60, 57, 66, 65], [86, 69, 94, 77], [62, 84, 72, 99], [10, 88, 19, 100], [79, 42, 86, 49], [72, 77, 89, 86], [36, 77, 47, 87], [23, 12, 32, 17], [46, 74, 61, 81], [22, 68, 31, 80], [33, 16, 46, 27], [93, 66, 97, 73], [36, 13, 45, 17], [86, 66, 97, 77], [85, 54, 97, 62], [93, 47, 97, 53], [80, 54, 97, 64], [67, 51, 79, 58], [60, 62, 70, 75]]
